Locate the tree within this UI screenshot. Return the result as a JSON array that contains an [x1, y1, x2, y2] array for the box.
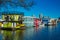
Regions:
[[0, 0, 35, 10], [0, 0, 2, 4]]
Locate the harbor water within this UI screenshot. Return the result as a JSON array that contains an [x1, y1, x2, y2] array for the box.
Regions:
[[0, 22, 60, 40]]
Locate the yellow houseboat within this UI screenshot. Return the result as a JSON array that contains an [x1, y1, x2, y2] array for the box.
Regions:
[[0, 12, 25, 30]]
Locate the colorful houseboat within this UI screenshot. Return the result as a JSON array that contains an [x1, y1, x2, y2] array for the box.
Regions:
[[0, 12, 25, 30]]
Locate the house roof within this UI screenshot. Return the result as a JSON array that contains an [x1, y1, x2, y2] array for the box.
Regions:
[[1, 12, 24, 15]]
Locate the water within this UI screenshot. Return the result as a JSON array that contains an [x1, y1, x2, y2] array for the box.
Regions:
[[0, 23, 60, 40]]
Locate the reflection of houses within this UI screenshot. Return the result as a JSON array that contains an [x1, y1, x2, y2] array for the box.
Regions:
[[1, 12, 24, 29], [23, 16, 36, 27]]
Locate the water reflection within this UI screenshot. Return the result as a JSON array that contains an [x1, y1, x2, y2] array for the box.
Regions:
[[0, 28, 36, 40], [0, 23, 60, 40]]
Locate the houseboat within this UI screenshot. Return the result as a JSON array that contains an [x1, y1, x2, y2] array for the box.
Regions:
[[57, 17, 60, 23], [23, 16, 36, 27], [42, 16, 50, 26], [49, 18, 57, 26], [0, 12, 25, 30]]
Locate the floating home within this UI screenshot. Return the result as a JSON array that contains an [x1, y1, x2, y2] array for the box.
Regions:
[[42, 16, 50, 26], [23, 16, 36, 27], [0, 12, 25, 30], [57, 17, 60, 22]]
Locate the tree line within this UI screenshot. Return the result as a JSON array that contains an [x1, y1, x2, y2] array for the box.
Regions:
[[0, 0, 35, 10]]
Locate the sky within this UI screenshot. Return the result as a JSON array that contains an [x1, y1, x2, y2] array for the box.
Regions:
[[0, 0, 60, 18]]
